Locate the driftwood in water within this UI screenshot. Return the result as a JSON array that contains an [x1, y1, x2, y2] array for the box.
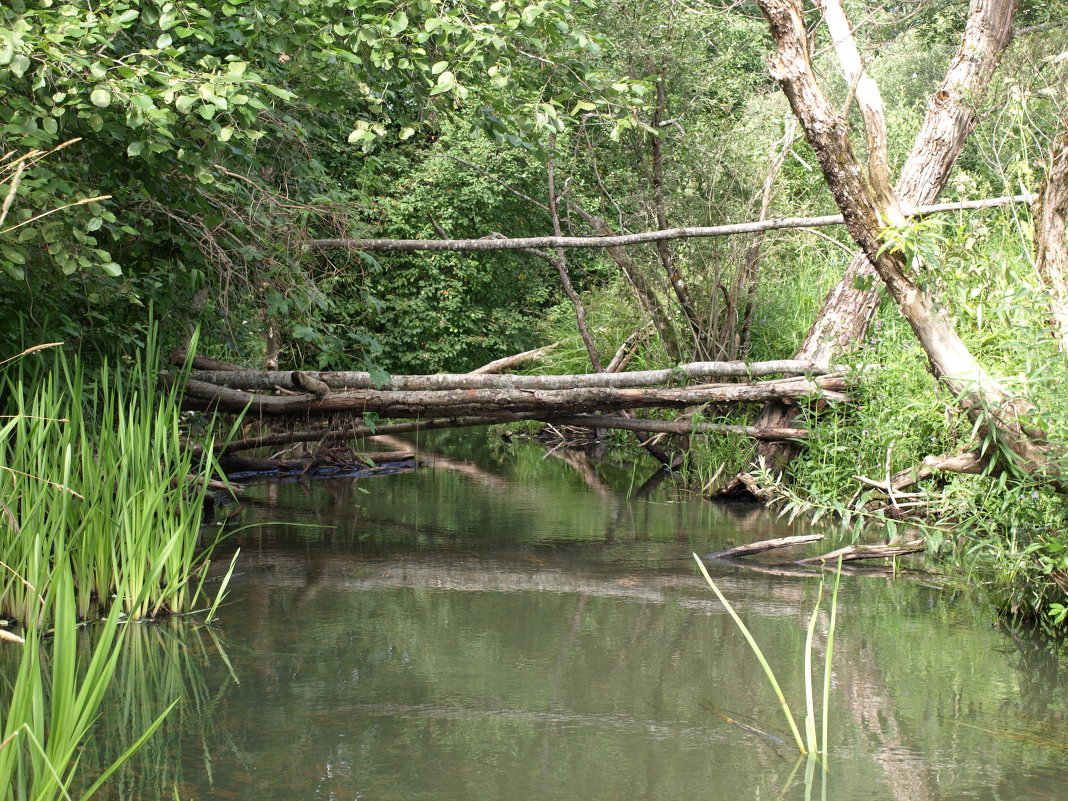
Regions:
[[179, 374, 847, 418], [796, 540, 926, 565], [178, 359, 826, 393], [217, 451, 413, 474], [212, 413, 546, 455], [542, 414, 808, 441], [706, 533, 825, 559]]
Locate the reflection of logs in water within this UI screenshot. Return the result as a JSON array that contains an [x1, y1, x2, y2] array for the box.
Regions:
[[331, 700, 726, 742], [236, 552, 811, 618]]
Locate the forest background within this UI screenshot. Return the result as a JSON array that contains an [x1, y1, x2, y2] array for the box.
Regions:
[[3, 0, 1068, 632]]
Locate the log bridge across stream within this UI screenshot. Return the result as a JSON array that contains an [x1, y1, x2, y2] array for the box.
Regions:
[[167, 350, 847, 457]]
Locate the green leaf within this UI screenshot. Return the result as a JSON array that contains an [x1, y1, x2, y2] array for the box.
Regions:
[[429, 70, 456, 96], [389, 11, 408, 35], [156, 33, 173, 48], [126, 140, 144, 156], [399, 126, 415, 141], [2, 244, 26, 264], [113, 9, 140, 25], [226, 60, 248, 76], [175, 95, 195, 114], [86, 217, 103, 232], [10, 54, 30, 78], [90, 88, 111, 108], [431, 60, 449, 75], [197, 103, 216, 119], [100, 262, 123, 277], [261, 84, 295, 100]]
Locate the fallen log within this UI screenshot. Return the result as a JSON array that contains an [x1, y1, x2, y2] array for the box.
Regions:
[[469, 343, 560, 374], [706, 533, 825, 559], [168, 348, 244, 372], [795, 540, 926, 564], [540, 414, 809, 440], [855, 451, 985, 495], [605, 322, 654, 373], [179, 374, 848, 417], [175, 358, 828, 393]]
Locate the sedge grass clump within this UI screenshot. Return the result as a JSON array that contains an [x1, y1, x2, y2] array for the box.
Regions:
[[0, 336, 227, 626]]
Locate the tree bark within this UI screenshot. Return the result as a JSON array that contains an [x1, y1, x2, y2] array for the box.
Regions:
[[541, 414, 808, 440], [469, 343, 560, 374], [1034, 121, 1068, 352], [567, 201, 683, 360], [737, 117, 796, 356], [649, 77, 711, 359], [742, 0, 1021, 480], [546, 134, 603, 370], [707, 533, 825, 559]]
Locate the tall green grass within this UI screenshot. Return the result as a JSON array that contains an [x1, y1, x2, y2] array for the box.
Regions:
[[0, 338, 234, 799], [0, 338, 226, 625]]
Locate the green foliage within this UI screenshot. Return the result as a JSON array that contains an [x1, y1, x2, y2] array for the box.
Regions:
[[0, 0, 643, 360], [326, 125, 614, 373]]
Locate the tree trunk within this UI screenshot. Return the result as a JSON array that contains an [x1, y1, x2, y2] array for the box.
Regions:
[[1034, 121, 1068, 352], [756, 0, 1056, 481], [649, 77, 711, 359], [546, 134, 603, 370], [742, 0, 1020, 479], [567, 201, 683, 360], [469, 343, 560, 374], [738, 117, 796, 356]]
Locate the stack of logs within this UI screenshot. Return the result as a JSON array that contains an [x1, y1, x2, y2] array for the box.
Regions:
[[164, 352, 848, 456]]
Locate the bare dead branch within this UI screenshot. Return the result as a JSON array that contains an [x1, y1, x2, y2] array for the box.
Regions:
[[306, 196, 1032, 252]]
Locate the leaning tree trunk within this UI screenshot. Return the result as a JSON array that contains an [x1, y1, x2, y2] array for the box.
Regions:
[[754, 0, 1056, 482], [1034, 121, 1068, 352], [740, 0, 1020, 480]]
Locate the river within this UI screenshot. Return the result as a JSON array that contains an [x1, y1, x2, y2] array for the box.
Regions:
[[82, 433, 1068, 800]]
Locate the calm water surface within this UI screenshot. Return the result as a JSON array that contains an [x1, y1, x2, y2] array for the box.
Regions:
[[85, 435, 1068, 800]]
